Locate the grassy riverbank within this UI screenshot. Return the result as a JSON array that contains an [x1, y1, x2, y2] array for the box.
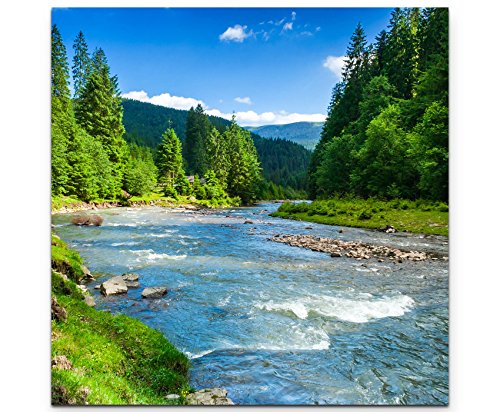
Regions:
[[51, 234, 190, 405], [51, 192, 240, 213], [271, 198, 448, 236]]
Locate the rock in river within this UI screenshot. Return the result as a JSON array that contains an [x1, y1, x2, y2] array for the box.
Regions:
[[185, 388, 234, 405], [100, 276, 128, 296], [142, 287, 168, 299], [122, 273, 140, 288]]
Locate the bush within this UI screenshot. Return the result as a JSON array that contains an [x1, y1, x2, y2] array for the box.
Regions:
[[164, 186, 178, 199], [358, 210, 373, 220]]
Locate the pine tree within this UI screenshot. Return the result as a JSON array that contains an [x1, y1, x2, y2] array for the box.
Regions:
[[384, 8, 420, 99], [224, 117, 262, 204], [156, 128, 185, 189], [51, 25, 71, 195], [75, 47, 127, 196], [72, 31, 91, 100], [184, 104, 211, 175], [205, 126, 230, 189], [51, 25, 71, 116]]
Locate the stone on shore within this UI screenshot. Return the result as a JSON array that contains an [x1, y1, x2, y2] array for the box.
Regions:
[[52, 355, 73, 370], [185, 388, 234, 406], [142, 287, 167, 299], [165, 394, 181, 401], [51, 296, 67, 321], [84, 295, 95, 307], [100, 276, 128, 296]]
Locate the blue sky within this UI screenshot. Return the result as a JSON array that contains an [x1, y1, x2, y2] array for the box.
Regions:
[[52, 8, 393, 126]]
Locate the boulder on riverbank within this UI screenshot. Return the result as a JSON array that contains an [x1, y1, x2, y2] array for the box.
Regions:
[[51, 296, 67, 322], [100, 276, 128, 296], [142, 287, 167, 299], [185, 388, 234, 406], [71, 214, 104, 226]]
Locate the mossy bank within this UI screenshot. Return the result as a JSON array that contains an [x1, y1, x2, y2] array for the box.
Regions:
[[271, 198, 448, 236], [51, 233, 191, 405]]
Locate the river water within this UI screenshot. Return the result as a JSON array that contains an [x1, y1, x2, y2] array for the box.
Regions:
[[52, 203, 448, 405]]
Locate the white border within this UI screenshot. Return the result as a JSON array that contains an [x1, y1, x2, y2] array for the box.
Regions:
[[2, 1, 500, 411]]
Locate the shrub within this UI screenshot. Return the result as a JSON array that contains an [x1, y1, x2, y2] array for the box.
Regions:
[[358, 210, 372, 220]]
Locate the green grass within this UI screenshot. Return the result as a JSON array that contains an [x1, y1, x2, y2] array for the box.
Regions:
[[271, 198, 448, 236], [51, 234, 191, 405], [52, 190, 241, 213]]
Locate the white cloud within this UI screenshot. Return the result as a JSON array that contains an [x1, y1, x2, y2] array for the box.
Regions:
[[219, 24, 252, 42], [122, 90, 204, 111], [291, 11, 297, 21], [323, 55, 346, 79], [234, 96, 252, 105], [124, 90, 326, 127], [282, 22, 293, 32]]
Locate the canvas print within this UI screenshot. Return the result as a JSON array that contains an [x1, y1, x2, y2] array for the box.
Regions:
[[50, 7, 449, 405]]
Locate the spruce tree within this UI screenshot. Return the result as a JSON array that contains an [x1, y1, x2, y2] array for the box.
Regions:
[[72, 31, 91, 100], [156, 128, 185, 189], [184, 104, 211, 175], [75, 47, 127, 196], [51, 25, 71, 195], [224, 117, 262, 204]]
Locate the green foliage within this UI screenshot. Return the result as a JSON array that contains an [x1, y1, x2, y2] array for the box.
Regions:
[[156, 128, 184, 188], [308, 8, 448, 203], [192, 175, 206, 199], [272, 197, 448, 236], [75, 48, 127, 196], [224, 117, 262, 204], [184, 104, 211, 175], [124, 157, 157, 196], [121, 99, 311, 195], [174, 175, 192, 196]]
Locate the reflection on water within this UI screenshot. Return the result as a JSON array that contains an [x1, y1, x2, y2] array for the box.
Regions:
[[52, 203, 448, 405]]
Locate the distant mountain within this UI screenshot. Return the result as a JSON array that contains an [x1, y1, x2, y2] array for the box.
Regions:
[[121, 99, 311, 190], [245, 122, 324, 150]]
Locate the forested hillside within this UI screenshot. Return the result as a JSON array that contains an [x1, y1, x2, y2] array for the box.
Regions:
[[308, 7, 448, 202], [122, 99, 311, 193], [51, 27, 273, 205], [245, 122, 323, 150]]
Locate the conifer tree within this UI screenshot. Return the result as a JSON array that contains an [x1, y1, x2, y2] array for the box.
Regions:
[[184, 104, 211, 175], [156, 128, 185, 189], [51, 24, 71, 195], [224, 117, 262, 204], [205, 126, 230, 189], [75, 47, 127, 196], [72, 31, 91, 100]]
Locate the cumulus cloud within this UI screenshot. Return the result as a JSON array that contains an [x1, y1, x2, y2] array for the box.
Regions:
[[282, 22, 293, 32], [291, 11, 297, 21], [122, 90, 204, 111], [219, 24, 252, 42], [234, 96, 252, 105], [124, 90, 326, 127], [323, 55, 346, 79]]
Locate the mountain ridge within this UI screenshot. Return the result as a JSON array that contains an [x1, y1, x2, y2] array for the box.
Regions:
[[244, 121, 324, 150]]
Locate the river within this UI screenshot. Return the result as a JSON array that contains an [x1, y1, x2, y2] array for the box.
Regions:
[[52, 202, 448, 405]]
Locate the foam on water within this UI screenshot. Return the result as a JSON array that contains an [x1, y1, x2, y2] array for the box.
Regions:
[[255, 293, 415, 323], [121, 249, 187, 262], [111, 241, 140, 246]]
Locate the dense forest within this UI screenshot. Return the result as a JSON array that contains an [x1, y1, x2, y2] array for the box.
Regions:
[[51, 27, 306, 206], [122, 99, 311, 194], [308, 7, 448, 202]]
